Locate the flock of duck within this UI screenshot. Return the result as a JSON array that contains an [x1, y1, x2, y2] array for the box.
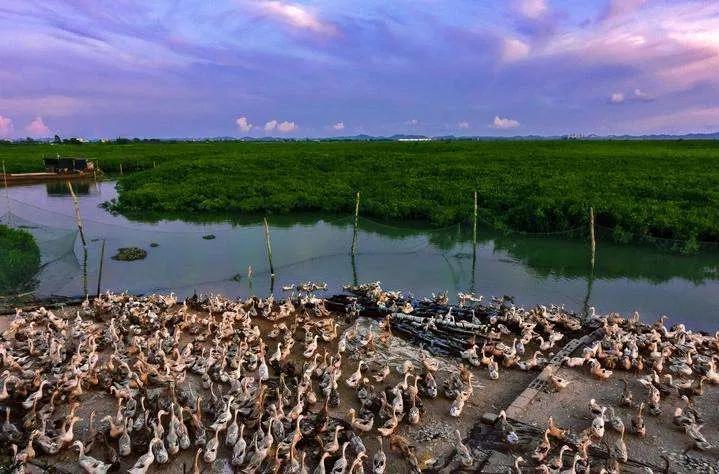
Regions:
[[0, 282, 716, 473]]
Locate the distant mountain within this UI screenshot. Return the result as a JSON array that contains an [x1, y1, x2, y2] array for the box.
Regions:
[[7, 131, 718, 143]]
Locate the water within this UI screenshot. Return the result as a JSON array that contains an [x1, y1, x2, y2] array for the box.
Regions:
[[2, 181, 718, 331]]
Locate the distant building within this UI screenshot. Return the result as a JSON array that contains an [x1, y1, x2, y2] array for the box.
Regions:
[[397, 137, 431, 142]]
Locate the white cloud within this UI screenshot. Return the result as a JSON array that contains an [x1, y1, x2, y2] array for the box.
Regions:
[[235, 116, 253, 133], [491, 116, 520, 129], [610, 92, 625, 104], [458, 121, 470, 129], [0, 115, 14, 138], [406, 118, 419, 126], [501, 37, 530, 63], [277, 120, 297, 133], [332, 121, 345, 130], [25, 116, 50, 136], [264, 120, 278, 132], [633, 88, 653, 101], [514, 0, 548, 19], [259, 1, 338, 36]]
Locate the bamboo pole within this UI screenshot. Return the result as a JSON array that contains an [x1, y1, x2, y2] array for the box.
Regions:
[[67, 181, 87, 247], [119, 163, 123, 175], [351, 252, 358, 287], [263, 218, 275, 277], [351, 192, 360, 255], [96, 239, 105, 297], [82, 247, 88, 299], [471, 191, 478, 293], [473, 191, 478, 247], [2, 161, 11, 225], [589, 206, 596, 270]]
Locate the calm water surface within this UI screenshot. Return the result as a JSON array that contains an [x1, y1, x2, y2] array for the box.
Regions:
[[2, 181, 718, 331]]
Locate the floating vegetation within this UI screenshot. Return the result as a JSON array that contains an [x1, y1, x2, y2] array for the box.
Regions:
[[202, 234, 216, 240], [111, 246, 147, 261]]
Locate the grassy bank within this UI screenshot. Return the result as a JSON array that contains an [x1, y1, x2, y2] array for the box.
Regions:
[[2, 140, 719, 245], [0, 225, 40, 293]]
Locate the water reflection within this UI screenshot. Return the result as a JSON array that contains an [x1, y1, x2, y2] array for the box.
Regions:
[[1, 181, 718, 330]]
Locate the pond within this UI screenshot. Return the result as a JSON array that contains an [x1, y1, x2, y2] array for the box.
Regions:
[[1, 180, 718, 331]]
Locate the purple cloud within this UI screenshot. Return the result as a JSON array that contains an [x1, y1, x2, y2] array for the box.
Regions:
[[0, 0, 717, 138]]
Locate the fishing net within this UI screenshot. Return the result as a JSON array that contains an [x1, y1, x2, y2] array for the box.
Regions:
[[0, 212, 78, 267]]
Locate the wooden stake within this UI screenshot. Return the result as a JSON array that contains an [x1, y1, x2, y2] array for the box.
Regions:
[[67, 181, 87, 247], [2, 161, 11, 224], [96, 239, 105, 297], [119, 163, 123, 175], [351, 191, 360, 255], [472, 191, 478, 248], [263, 218, 275, 277], [247, 265, 253, 292], [82, 247, 88, 299], [589, 206, 596, 270]]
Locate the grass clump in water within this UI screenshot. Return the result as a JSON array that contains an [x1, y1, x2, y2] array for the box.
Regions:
[[0, 225, 40, 293]]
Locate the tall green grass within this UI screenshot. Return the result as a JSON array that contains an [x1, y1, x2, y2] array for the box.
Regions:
[[2, 140, 718, 244], [0, 225, 40, 293]]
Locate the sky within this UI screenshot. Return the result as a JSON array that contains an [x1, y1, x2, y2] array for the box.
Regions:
[[0, 0, 718, 138]]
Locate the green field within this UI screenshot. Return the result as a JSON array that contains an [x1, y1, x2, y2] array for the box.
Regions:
[[2, 140, 719, 247], [0, 225, 40, 293]]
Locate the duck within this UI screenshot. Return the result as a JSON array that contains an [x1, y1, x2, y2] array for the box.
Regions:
[[372, 436, 386, 473], [73, 440, 112, 474], [377, 410, 400, 437], [589, 359, 613, 380], [22, 379, 49, 410], [128, 436, 158, 474], [548, 445, 572, 471], [231, 424, 247, 466], [549, 374, 570, 391], [487, 357, 499, 380], [547, 416, 566, 440], [607, 407, 624, 433], [449, 390, 470, 417], [532, 429, 551, 462], [631, 402, 646, 437], [331, 442, 350, 474], [590, 407, 606, 439], [610, 425, 628, 462], [348, 408, 374, 432], [323, 425, 344, 454], [685, 423, 711, 450], [346, 361, 365, 388], [619, 379, 634, 407], [455, 430, 473, 466]]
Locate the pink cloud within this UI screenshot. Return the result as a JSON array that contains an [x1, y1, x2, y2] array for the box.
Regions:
[[25, 117, 50, 137], [540, 3, 719, 93], [514, 0, 548, 20], [603, 0, 647, 21], [259, 1, 338, 36], [0, 115, 14, 138], [501, 37, 530, 63], [622, 106, 719, 134], [458, 121, 470, 129], [332, 121, 345, 130]]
